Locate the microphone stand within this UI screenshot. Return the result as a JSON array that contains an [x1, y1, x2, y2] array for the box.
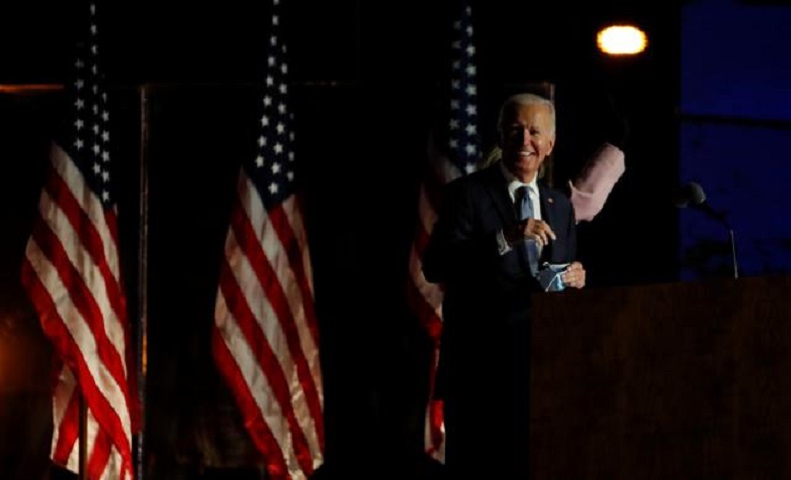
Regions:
[[728, 228, 739, 279], [692, 200, 740, 280], [676, 182, 740, 280], [712, 209, 738, 280]]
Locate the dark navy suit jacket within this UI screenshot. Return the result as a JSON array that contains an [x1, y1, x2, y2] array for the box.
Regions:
[[422, 162, 577, 400]]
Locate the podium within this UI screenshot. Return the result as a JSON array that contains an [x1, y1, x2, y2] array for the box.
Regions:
[[529, 275, 791, 479]]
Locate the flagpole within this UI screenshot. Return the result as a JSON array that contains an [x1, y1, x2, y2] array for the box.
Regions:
[[135, 83, 151, 480], [78, 393, 88, 480]]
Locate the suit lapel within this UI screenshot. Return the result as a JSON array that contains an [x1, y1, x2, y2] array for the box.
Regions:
[[481, 164, 515, 223], [538, 184, 560, 261], [538, 184, 558, 229]]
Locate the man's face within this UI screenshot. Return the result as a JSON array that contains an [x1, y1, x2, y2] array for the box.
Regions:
[[499, 103, 555, 183]]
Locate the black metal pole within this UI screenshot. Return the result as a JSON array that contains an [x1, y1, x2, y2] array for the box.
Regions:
[[78, 393, 88, 480], [135, 84, 151, 480]]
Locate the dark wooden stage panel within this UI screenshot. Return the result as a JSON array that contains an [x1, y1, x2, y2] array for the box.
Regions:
[[530, 275, 791, 480]]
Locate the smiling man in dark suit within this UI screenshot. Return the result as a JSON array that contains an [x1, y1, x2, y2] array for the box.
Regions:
[[422, 92, 586, 478]]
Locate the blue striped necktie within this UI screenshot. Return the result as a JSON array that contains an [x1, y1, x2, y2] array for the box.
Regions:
[[516, 186, 540, 276]]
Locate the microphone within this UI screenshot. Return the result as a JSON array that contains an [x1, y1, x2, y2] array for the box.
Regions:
[[675, 181, 738, 279], [674, 181, 730, 229]]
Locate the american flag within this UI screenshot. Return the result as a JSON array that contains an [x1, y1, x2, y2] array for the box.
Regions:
[[20, 2, 138, 479], [407, 0, 480, 463], [211, 1, 324, 479]]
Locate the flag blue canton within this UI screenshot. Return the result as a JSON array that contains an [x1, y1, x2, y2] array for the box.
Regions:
[[62, 3, 115, 209], [248, 0, 297, 209], [448, 4, 480, 175]]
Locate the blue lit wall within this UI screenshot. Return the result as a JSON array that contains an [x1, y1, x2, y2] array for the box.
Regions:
[[680, 0, 791, 280]]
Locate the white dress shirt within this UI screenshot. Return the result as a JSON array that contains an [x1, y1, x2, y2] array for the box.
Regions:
[[496, 162, 542, 255]]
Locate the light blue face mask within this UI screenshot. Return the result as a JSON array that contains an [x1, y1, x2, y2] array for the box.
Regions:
[[537, 262, 570, 292]]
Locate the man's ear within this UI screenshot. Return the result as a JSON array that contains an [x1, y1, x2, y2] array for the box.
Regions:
[[546, 136, 556, 156]]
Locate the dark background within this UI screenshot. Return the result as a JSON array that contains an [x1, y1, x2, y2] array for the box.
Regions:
[[0, 0, 788, 479]]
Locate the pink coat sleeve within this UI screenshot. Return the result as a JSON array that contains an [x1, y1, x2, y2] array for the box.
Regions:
[[569, 142, 626, 223]]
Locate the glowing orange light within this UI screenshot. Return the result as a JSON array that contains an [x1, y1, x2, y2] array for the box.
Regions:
[[597, 25, 648, 55], [0, 84, 63, 93]]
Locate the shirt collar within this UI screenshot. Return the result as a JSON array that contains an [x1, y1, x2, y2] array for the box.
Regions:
[[499, 161, 539, 200]]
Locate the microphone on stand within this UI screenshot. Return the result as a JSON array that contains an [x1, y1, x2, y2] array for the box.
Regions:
[[675, 181, 739, 279]]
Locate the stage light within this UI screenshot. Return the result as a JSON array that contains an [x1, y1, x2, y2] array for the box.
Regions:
[[597, 24, 647, 55], [0, 84, 62, 93]]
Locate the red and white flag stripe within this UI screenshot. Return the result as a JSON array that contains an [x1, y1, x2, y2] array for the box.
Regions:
[[22, 143, 135, 480], [213, 170, 323, 480]]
